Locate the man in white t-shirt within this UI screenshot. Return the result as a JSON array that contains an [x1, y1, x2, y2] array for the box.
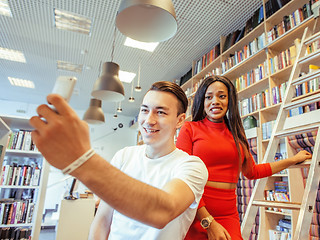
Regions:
[[29, 81, 208, 239]]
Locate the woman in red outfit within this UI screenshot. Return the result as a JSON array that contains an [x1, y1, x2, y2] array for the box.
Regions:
[[176, 76, 312, 240]]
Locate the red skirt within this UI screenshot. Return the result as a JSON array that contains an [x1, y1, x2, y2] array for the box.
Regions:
[[185, 186, 243, 240]]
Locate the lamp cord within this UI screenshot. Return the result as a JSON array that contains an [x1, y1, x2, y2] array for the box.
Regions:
[[111, 25, 117, 62], [137, 62, 141, 86], [98, 61, 102, 76], [130, 77, 134, 96]]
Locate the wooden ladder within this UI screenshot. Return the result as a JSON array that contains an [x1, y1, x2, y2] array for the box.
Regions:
[[241, 21, 320, 240]]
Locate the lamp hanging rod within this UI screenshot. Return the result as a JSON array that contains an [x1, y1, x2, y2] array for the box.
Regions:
[[111, 25, 117, 62]]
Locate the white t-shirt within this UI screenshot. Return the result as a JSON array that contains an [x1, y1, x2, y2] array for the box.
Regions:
[[108, 145, 208, 240]]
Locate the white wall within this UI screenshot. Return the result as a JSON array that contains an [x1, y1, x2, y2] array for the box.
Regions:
[[0, 99, 138, 213]]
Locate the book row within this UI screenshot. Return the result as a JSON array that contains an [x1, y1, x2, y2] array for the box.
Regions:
[[221, 32, 266, 74], [0, 227, 31, 240], [295, 77, 320, 97], [239, 74, 319, 118], [248, 137, 258, 148], [288, 101, 320, 117], [272, 82, 288, 105], [237, 187, 254, 197], [265, 0, 291, 19], [191, 0, 316, 80], [239, 88, 272, 116], [311, 213, 320, 226], [193, 44, 220, 75], [249, 232, 258, 240], [239, 213, 260, 227], [269, 229, 291, 240], [265, 189, 290, 210], [234, 60, 269, 92], [262, 120, 276, 140], [310, 223, 320, 238], [6, 130, 37, 152], [287, 131, 316, 150], [0, 163, 41, 187], [306, 39, 320, 55], [274, 153, 288, 175], [237, 179, 256, 189], [0, 199, 34, 225], [222, 3, 264, 54], [269, 44, 297, 75], [295, 65, 320, 96], [267, 1, 313, 44], [184, 79, 203, 98]]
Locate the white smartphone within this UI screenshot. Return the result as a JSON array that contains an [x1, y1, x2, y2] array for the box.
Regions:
[[52, 76, 77, 102]]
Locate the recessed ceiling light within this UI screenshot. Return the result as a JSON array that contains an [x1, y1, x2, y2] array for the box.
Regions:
[[0, 47, 26, 63], [57, 60, 83, 73], [119, 70, 136, 83], [8, 77, 35, 88], [124, 37, 159, 52], [0, 0, 12, 17], [54, 8, 92, 35]]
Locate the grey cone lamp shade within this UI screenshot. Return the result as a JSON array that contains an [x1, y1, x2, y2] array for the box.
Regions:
[[116, 0, 177, 42], [83, 98, 105, 124], [92, 62, 125, 102]]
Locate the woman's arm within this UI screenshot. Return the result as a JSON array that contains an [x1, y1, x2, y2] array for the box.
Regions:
[[269, 150, 312, 174], [243, 150, 312, 179]]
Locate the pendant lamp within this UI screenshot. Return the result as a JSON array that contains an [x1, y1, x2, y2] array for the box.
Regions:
[[91, 62, 125, 102], [83, 98, 105, 124], [117, 101, 123, 112], [91, 26, 125, 102], [135, 62, 142, 92], [129, 77, 135, 102], [116, 0, 177, 42]]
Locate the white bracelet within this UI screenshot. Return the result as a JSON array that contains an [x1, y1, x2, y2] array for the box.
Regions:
[[62, 148, 95, 175]]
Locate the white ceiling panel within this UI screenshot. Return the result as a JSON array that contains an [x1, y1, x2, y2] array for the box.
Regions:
[[0, 0, 262, 118]]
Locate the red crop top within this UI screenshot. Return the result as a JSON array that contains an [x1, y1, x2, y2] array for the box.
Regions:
[[176, 118, 272, 183]]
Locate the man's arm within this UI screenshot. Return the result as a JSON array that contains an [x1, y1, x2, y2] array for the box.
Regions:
[[74, 155, 195, 228], [88, 201, 114, 240], [30, 94, 199, 229]]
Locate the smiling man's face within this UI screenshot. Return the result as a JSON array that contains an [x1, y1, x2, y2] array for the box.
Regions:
[[138, 90, 183, 156]]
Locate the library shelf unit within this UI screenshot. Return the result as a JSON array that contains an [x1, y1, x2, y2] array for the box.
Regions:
[[0, 115, 50, 240], [180, 0, 319, 239]]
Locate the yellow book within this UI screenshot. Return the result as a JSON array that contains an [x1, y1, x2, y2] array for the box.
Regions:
[[289, 45, 297, 64], [309, 64, 320, 73]]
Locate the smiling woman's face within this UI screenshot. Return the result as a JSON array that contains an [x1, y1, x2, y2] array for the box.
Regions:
[[204, 81, 229, 123]]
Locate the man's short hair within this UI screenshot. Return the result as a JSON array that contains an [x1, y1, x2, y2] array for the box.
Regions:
[[149, 81, 188, 115]]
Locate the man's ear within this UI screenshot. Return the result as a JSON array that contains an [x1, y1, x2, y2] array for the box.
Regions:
[[176, 113, 186, 129]]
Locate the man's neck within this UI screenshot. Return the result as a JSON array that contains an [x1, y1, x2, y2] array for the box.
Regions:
[[145, 143, 176, 159]]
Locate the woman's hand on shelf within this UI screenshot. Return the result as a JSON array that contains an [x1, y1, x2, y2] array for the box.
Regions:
[[291, 150, 312, 164]]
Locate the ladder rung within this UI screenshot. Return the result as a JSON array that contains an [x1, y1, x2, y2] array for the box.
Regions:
[[304, 31, 320, 45], [253, 200, 301, 210], [288, 161, 311, 169], [292, 70, 320, 86], [298, 50, 320, 64], [274, 124, 319, 138], [283, 93, 320, 110]]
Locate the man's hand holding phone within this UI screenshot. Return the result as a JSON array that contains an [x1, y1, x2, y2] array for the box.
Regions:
[[29, 76, 92, 171]]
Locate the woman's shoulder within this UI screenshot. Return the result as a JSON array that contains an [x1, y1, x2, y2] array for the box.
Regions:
[[183, 119, 204, 127]]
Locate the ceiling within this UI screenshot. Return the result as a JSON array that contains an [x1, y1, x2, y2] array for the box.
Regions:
[[0, 0, 261, 118]]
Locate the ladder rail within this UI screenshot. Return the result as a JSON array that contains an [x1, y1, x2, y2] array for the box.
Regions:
[[293, 126, 320, 240], [241, 23, 319, 239]]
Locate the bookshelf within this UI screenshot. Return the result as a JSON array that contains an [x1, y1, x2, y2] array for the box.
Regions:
[[180, 0, 319, 239], [0, 115, 50, 240]]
